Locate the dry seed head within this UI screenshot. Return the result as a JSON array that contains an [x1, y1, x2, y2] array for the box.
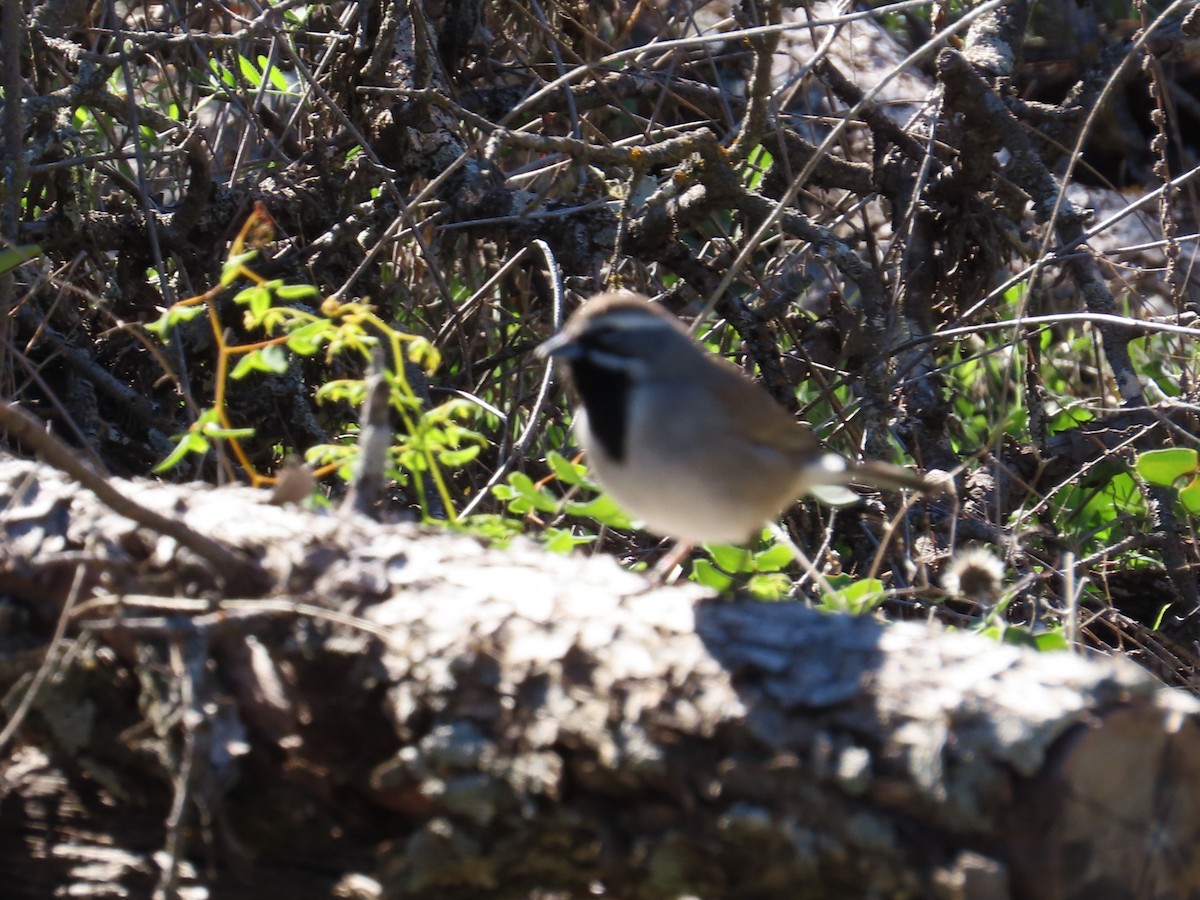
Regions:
[[942, 547, 1005, 604]]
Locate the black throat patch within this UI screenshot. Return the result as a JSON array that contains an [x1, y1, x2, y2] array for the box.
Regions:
[[569, 355, 630, 463]]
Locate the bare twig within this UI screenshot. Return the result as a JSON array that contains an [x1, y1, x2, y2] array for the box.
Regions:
[[0, 401, 268, 590], [0, 562, 87, 754], [344, 347, 393, 519], [459, 240, 564, 519], [153, 634, 203, 900]]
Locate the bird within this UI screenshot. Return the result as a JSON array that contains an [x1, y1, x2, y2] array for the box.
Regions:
[[537, 291, 936, 547]]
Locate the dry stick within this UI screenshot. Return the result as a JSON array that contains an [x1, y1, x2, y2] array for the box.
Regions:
[[768, 522, 836, 597], [459, 239, 564, 519], [0, 562, 87, 754], [939, 46, 1200, 613], [680, 0, 1001, 451], [726, 0, 781, 163], [344, 347, 392, 519], [0, 401, 267, 589], [76, 595, 403, 649], [154, 633, 204, 900], [502, 0, 939, 126], [1, 0, 23, 390], [691, 0, 1006, 326]]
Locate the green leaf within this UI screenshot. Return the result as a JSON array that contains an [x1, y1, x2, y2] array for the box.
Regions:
[[977, 624, 1005, 643], [1047, 403, 1094, 434], [505, 471, 536, 493], [145, 302, 208, 340], [201, 422, 256, 440], [420, 397, 477, 425], [259, 343, 289, 373], [438, 446, 481, 467], [397, 448, 428, 472], [691, 559, 733, 592], [286, 320, 330, 355], [823, 578, 885, 615], [144, 313, 172, 341], [1180, 480, 1200, 516], [823, 573, 855, 592], [220, 251, 258, 285], [564, 493, 634, 530], [454, 514, 525, 546], [753, 542, 795, 573], [0, 244, 42, 275], [230, 344, 288, 379], [1034, 630, 1070, 652], [994, 626, 1041, 649], [305, 442, 357, 467], [259, 56, 291, 92], [234, 284, 272, 315], [543, 528, 595, 554], [1135, 448, 1198, 486], [501, 471, 560, 513], [406, 336, 441, 373], [229, 353, 258, 380], [844, 578, 884, 600], [703, 542, 752, 574], [546, 450, 588, 486], [746, 573, 791, 601], [315, 379, 367, 406], [154, 431, 210, 472], [238, 54, 263, 86], [275, 283, 320, 300], [742, 144, 773, 191], [209, 58, 237, 88]]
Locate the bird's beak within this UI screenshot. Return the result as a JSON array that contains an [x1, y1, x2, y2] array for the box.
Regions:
[[536, 331, 580, 361]]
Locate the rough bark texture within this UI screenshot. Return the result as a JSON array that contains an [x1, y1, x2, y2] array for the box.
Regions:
[[0, 454, 1197, 899]]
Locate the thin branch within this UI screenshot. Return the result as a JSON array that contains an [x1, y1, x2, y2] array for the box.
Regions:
[[0, 402, 268, 591], [0, 562, 87, 754]]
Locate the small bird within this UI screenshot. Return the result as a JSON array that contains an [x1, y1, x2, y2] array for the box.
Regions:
[[538, 292, 935, 546]]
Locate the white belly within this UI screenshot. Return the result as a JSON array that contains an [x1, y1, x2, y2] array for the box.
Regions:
[[577, 402, 802, 545]]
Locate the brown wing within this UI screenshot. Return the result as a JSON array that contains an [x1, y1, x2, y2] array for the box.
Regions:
[[704, 354, 823, 462]]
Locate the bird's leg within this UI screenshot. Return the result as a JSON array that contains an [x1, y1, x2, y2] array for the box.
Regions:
[[651, 540, 694, 585]]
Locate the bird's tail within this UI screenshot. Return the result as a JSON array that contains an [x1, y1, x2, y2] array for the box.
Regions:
[[806, 454, 939, 506], [848, 458, 939, 493]]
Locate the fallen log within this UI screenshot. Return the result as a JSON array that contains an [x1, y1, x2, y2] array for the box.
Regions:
[[0, 456, 1196, 899]]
